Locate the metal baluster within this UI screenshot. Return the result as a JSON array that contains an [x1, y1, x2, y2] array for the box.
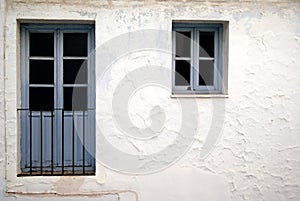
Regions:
[[51, 110, 54, 174], [40, 111, 43, 175], [72, 110, 75, 174], [82, 110, 85, 174], [29, 110, 32, 175], [62, 109, 64, 175]]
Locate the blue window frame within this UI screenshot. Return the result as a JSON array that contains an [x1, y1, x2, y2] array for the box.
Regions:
[[19, 24, 95, 176], [172, 23, 224, 94]]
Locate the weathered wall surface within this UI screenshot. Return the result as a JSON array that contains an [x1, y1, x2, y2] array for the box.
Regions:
[[1, 0, 300, 201], [0, 0, 8, 197]]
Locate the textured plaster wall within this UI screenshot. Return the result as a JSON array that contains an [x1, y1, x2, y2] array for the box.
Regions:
[[0, 0, 8, 197], [1, 0, 300, 201]]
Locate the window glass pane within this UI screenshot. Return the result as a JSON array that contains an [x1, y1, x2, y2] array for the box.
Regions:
[[29, 87, 54, 111], [199, 60, 214, 86], [30, 60, 54, 84], [63, 59, 87, 84], [63, 33, 88, 56], [64, 87, 87, 111], [175, 60, 190, 86], [30, 33, 54, 57], [175, 31, 191, 57], [199, 32, 214, 57]]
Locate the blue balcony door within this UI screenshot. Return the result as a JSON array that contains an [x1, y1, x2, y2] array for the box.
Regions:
[[20, 24, 95, 174]]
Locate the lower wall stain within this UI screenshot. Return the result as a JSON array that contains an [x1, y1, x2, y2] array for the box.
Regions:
[[55, 177, 85, 194]]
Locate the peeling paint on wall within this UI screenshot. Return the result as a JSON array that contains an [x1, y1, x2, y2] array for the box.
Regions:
[[1, 0, 300, 201]]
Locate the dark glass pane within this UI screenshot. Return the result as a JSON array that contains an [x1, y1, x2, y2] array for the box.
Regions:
[[30, 33, 54, 57], [199, 32, 214, 57], [175, 60, 190, 86], [199, 60, 214, 86], [64, 87, 87, 111], [63, 33, 88, 56], [63, 60, 87, 84], [175, 31, 191, 57], [30, 60, 54, 84], [29, 87, 54, 111]]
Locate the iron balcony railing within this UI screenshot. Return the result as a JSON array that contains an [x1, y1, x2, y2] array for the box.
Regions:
[[17, 108, 95, 176]]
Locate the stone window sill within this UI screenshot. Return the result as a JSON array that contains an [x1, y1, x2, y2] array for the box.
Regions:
[[170, 94, 229, 98]]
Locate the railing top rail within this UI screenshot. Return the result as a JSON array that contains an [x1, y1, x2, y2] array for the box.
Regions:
[[17, 108, 95, 111]]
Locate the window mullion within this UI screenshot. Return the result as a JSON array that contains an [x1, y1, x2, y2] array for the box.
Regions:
[[57, 29, 63, 109], [213, 29, 219, 91], [217, 27, 223, 92], [23, 28, 29, 109], [172, 30, 176, 90], [192, 28, 199, 91], [55, 29, 63, 167], [20, 27, 28, 170], [87, 29, 92, 109], [190, 29, 194, 90]]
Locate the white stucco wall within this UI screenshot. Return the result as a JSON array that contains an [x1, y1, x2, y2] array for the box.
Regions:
[[1, 0, 300, 201]]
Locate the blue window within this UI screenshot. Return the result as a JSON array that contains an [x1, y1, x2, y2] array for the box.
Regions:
[[19, 24, 95, 176], [172, 23, 225, 94]]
